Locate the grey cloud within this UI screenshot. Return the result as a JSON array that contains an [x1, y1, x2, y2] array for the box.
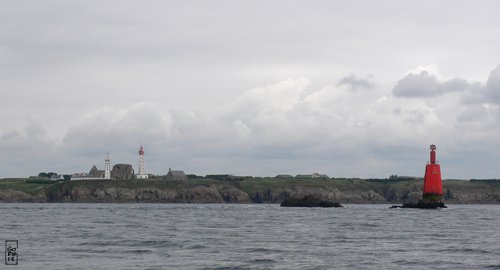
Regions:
[[54, 77, 366, 176], [392, 71, 475, 98], [337, 74, 374, 91], [1, 0, 500, 179], [0, 122, 60, 177], [1, 130, 21, 140], [3, 68, 500, 179], [457, 105, 490, 123], [455, 66, 500, 125], [62, 102, 173, 156], [459, 65, 500, 105], [23, 117, 47, 139], [483, 64, 500, 103]]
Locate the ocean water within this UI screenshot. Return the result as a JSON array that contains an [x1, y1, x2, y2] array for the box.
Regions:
[[0, 203, 499, 269]]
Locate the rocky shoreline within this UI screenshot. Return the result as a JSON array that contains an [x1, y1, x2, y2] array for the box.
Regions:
[[0, 178, 499, 204], [280, 195, 343, 207]]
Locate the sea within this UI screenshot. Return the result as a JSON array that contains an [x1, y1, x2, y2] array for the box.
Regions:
[[0, 203, 499, 270]]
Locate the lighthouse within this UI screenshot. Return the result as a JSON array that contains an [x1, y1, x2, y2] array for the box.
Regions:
[[422, 144, 443, 203], [104, 153, 111, 179], [136, 145, 149, 179]]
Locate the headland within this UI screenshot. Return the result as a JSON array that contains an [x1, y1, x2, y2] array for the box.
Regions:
[[1, 177, 499, 204]]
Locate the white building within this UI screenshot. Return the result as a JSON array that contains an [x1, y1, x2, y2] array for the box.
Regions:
[[105, 153, 111, 179], [136, 145, 148, 179], [71, 153, 111, 181]]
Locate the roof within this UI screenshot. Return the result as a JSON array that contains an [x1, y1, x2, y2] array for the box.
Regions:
[[275, 174, 294, 178], [169, 170, 186, 176]]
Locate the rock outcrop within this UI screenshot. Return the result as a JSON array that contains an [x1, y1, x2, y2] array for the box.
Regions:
[[0, 189, 47, 202], [42, 181, 252, 203], [390, 200, 447, 209], [280, 195, 343, 207], [247, 185, 387, 204]]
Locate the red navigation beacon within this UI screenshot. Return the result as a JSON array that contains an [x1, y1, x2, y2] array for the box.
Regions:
[[423, 144, 443, 203]]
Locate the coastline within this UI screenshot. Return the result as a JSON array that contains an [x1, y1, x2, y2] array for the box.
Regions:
[[1, 178, 499, 204]]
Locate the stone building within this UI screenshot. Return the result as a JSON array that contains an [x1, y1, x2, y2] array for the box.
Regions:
[[166, 168, 187, 181], [89, 165, 105, 178], [111, 164, 134, 180]]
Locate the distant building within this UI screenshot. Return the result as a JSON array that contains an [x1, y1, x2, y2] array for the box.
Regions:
[[70, 173, 103, 181], [89, 165, 105, 178], [312, 173, 329, 179], [295, 173, 329, 179], [206, 174, 232, 180], [166, 168, 187, 181], [49, 174, 64, 181], [136, 145, 148, 179], [111, 164, 134, 180], [105, 153, 111, 179], [71, 154, 111, 181], [275, 174, 294, 179]]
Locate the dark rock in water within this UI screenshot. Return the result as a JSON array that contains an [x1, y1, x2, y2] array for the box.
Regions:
[[280, 195, 343, 208], [390, 200, 447, 209]]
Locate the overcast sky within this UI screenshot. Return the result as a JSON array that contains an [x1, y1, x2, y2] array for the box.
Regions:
[[1, 0, 500, 179]]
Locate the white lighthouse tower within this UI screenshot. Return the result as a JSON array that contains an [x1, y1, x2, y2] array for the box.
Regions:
[[136, 145, 148, 179], [104, 153, 111, 179]]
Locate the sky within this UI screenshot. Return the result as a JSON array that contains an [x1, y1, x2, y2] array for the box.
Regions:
[[1, 0, 500, 179]]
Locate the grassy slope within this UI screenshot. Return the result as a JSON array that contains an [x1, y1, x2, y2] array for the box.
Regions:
[[237, 177, 415, 194], [1, 178, 499, 203], [0, 179, 53, 195]]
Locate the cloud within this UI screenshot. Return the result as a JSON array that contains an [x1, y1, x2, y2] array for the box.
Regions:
[[483, 64, 500, 103], [62, 102, 174, 158], [337, 74, 374, 91], [226, 77, 308, 118], [392, 70, 475, 98], [4, 66, 500, 178], [457, 64, 500, 107], [53, 76, 382, 175], [0, 117, 61, 176], [2, 1, 500, 179]]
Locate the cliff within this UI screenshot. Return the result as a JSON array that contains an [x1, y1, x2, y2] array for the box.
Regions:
[[0, 178, 499, 204]]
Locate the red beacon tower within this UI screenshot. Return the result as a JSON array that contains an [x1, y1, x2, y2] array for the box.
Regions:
[[422, 144, 443, 203]]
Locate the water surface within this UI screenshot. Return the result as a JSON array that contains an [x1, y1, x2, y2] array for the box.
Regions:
[[1, 204, 499, 269]]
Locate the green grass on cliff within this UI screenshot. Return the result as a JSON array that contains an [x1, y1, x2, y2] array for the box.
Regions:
[[443, 179, 500, 192], [0, 178, 54, 195], [2, 177, 500, 203], [0, 177, 423, 195], [235, 177, 393, 193], [42, 178, 233, 196]]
